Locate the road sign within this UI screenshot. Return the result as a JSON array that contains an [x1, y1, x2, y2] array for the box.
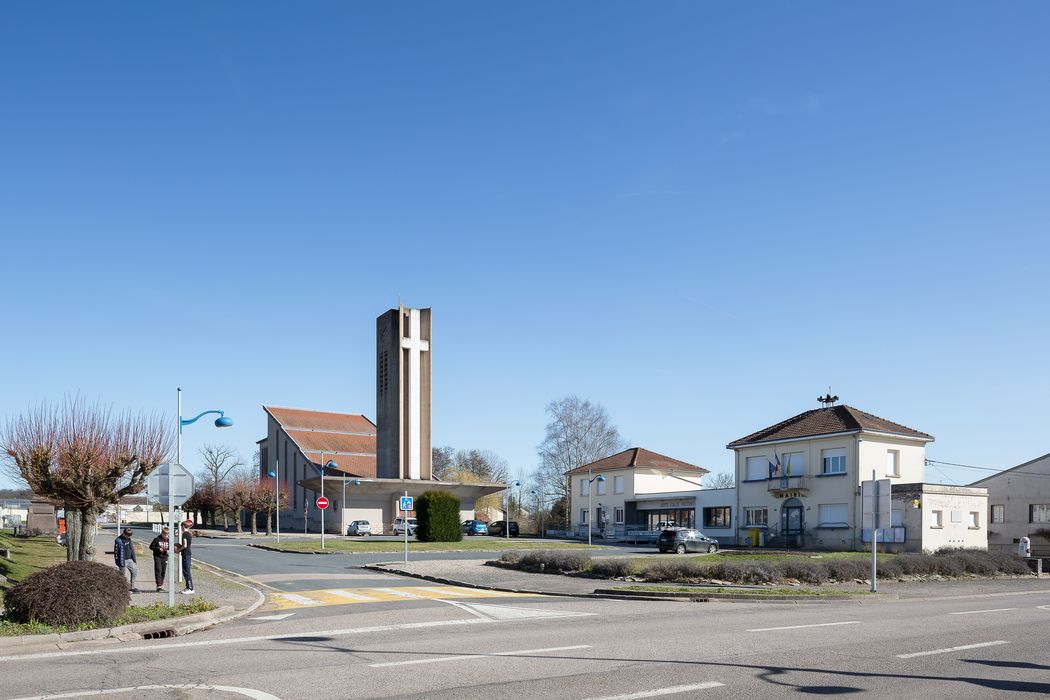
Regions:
[[316, 496, 329, 510], [146, 463, 195, 507], [399, 496, 413, 512], [861, 478, 892, 530]]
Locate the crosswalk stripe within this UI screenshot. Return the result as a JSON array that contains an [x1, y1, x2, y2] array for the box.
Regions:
[[370, 587, 425, 599], [325, 590, 380, 602], [277, 593, 322, 606], [267, 585, 538, 610]]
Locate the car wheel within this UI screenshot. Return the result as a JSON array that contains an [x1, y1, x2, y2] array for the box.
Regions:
[[707, 544, 718, 553], [675, 544, 686, 554]]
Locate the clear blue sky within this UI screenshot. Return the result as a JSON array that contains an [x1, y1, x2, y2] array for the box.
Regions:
[[1, 2, 1047, 489]]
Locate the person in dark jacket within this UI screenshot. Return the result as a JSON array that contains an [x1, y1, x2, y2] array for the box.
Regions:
[[175, 519, 195, 594], [113, 528, 139, 593], [149, 527, 170, 592]]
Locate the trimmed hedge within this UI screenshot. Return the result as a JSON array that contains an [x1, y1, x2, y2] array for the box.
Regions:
[[3, 561, 130, 626], [414, 491, 463, 542]]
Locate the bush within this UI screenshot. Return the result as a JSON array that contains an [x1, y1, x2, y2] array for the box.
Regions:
[[824, 559, 869, 581], [414, 491, 463, 543], [517, 550, 591, 573], [589, 558, 635, 579], [781, 561, 828, 584], [642, 559, 709, 583], [3, 561, 129, 625]]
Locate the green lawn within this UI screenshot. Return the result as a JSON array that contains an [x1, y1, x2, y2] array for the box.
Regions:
[[0, 598, 217, 637], [261, 538, 607, 554], [0, 531, 67, 590]]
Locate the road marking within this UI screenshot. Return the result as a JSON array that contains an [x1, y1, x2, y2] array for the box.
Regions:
[[276, 592, 322, 606], [7, 684, 280, 700], [267, 585, 536, 610], [897, 640, 1009, 658], [582, 682, 725, 699], [250, 613, 295, 621], [949, 608, 1017, 615], [324, 589, 380, 602], [370, 587, 425, 599], [369, 644, 591, 668], [747, 621, 860, 632]]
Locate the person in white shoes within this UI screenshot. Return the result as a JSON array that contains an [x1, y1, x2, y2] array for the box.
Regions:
[[175, 519, 195, 594]]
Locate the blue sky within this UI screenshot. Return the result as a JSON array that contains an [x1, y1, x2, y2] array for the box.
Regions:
[[1, 2, 1047, 489]]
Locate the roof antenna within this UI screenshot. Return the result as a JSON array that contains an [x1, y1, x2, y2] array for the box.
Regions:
[[818, 389, 839, 407]]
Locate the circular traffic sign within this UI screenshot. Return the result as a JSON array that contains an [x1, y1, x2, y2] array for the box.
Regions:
[[316, 496, 329, 510]]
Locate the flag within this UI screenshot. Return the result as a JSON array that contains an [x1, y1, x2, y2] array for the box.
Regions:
[[785, 454, 791, 477], [768, 460, 775, 478], [769, 451, 781, 477]]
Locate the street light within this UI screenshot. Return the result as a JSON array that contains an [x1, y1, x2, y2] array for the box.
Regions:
[[530, 489, 545, 539], [342, 478, 361, 536], [175, 388, 232, 607], [319, 455, 338, 550], [267, 464, 281, 543], [506, 480, 521, 539], [586, 470, 605, 547]]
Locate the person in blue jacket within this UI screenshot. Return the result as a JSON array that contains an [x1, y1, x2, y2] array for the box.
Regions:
[[113, 527, 139, 593]]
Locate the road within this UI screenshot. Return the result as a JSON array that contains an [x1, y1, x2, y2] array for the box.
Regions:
[[3, 537, 1050, 699]]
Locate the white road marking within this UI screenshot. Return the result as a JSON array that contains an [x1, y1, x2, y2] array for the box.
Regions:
[[433, 600, 595, 621], [1036, 605, 1050, 610], [250, 613, 295, 621], [369, 644, 591, 668], [949, 608, 1017, 615], [747, 621, 860, 632], [276, 593, 322, 606], [7, 684, 280, 700], [370, 587, 424, 599], [897, 640, 1009, 658], [582, 682, 725, 699], [324, 589, 380, 602]]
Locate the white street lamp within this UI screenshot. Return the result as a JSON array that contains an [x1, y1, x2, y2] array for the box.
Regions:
[[587, 469, 605, 547]]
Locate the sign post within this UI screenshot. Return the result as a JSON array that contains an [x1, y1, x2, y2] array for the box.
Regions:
[[147, 462, 196, 602], [317, 496, 329, 550], [862, 471, 892, 593], [400, 493, 413, 566]]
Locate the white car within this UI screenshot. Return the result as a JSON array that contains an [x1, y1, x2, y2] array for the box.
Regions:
[[392, 517, 417, 536], [346, 520, 372, 536]]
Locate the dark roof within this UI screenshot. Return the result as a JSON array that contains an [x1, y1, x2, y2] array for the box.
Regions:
[[565, 448, 709, 476], [263, 405, 378, 478], [726, 405, 933, 448]]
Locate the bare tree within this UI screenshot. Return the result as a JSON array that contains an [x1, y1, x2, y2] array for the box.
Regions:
[[198, 444, 244, 488], [217, 477, 253, 533], [251, 478, 287, 536], [435, 448, 509, 520], [2, 398, 172, 561], [535, 396, 625, 528], [704, 471, 736, 489]]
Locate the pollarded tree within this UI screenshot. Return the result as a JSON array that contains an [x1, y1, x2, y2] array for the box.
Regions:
[[2, 399, 172, 561], [217, 477, 253, 533], [252, 478, 287, 536]]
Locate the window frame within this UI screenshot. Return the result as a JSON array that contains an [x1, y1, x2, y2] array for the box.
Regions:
[[702, 506, 731, 529], [580, 479, 588, 496], [821, 448, 846, 475], [613, 506, 625, 525], [886, 449, 900, 477], [580, 508, 588, 525], [596, 479, 606, 496], [991, 504, 1005, 524], [743, 507, 768, 527], [1030, 504, 1050, 523], [931, 509, 943, 528], [817, 503, 849, 528], [613, 475, 624, 494]]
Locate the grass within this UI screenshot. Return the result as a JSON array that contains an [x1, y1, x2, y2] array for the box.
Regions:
[[0, 531, 67, 591], [260, 538, 605, 554], [615, 585, 858, 597], [0, 597, 217, 637], [627, 551, 882, 569]]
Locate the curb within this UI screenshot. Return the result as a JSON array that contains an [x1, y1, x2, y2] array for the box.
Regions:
[[247, 544, 338, 555], [363, 564, 630, 601], [0, 561, 266, 654]]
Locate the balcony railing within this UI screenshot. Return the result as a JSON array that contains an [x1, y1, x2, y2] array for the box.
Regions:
[[767, 475, 808, 497]]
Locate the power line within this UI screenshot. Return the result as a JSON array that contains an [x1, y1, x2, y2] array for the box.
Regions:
[[925, 458, 1050, 480]]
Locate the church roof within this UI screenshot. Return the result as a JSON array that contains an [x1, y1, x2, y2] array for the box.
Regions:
[[263, 406, 378, 478], [726, 405, 933, 448], [565, 447, 709, 476]]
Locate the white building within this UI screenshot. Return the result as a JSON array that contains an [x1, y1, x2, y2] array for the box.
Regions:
[[970, 452, 1050, 555]]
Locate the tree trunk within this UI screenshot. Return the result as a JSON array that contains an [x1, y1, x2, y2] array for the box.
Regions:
[[65, 504, 81, 561], [250, 511, 258, 536], [78, 506, 97, 560], [235, 508, 243, 533], [265, 512, 272, 536], [222, 511, 229, 529]]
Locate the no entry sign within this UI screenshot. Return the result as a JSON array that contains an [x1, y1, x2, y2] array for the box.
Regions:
[[316, 496, 329, 510]]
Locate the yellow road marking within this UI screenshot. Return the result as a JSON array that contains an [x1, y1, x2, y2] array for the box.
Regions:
[[268, 585, 537, 610]]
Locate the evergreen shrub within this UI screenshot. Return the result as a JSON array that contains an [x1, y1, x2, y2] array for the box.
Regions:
[[3, 561, 129, 626], [414, 491, 463, 542]]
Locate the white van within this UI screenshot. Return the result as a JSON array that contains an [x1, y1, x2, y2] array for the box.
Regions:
[[392, 517, 417, 536]]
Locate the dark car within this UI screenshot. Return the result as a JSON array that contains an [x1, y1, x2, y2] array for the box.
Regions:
[[488, 520, 519, 537], [657, 528, 719, 554], [462, 519, 489, 536]]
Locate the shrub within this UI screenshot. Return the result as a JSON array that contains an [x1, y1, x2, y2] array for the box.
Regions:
[[643, 559, 709, 583], [517, 550, 591, 573], [824, 559, 869, 581], [781, 561, 828, 584], [414, 491, 462, 543], [589, 558, 635, 579], [3, 561, 129, 625], [499, 550, 523, 565]]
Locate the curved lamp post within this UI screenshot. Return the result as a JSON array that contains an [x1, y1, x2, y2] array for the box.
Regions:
[[267, 466, 281, 543], [530, 489, 546, 539], [506, 480, 522, 540], [343, 478, 361, 536], [175, 388, 232, 607], [587, 471, 605, 547], [319, 456, 338, 550]]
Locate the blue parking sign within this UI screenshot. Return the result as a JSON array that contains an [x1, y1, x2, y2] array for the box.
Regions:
[[400, 496, 414, 511]]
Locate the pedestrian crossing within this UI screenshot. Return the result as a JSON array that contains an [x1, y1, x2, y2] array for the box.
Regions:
[[267, 585, 538, 610]]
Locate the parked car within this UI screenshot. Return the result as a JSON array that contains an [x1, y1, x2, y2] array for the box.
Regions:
[[462, 519, 489, 536], [657, 528, 719, 554], [346, 520, 372, 536], [392, 517, 417, 536], [488, 520, 519, 537]]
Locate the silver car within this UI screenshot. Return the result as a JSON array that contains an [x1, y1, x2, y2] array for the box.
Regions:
[[346, 520, 372, 536]]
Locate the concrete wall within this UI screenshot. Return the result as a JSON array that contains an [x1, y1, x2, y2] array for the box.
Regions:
[[858, 437, 926, 485], [894, 484, 988, 552], [971, 453, 1050, 551], [696, 488, 735, 543]]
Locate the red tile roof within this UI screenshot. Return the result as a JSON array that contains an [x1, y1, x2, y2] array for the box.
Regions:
[[264, 406, 378, 478], [726, 405, 933, 448], [565, 448, 709, 476]]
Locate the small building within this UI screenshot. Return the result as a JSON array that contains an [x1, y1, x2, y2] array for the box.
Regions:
[[566, 447, 713, 541], [969, 452, 1050, 555]]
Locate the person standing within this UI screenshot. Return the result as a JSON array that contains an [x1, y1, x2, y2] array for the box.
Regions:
[[175, 519, 195, 594], [149, 527, 170, 592], [114, 527, 139, 593]]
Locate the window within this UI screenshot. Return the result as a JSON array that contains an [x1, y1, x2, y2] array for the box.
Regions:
[[1030, 504, 1050, 523], [818, 503, 848, 527], [782, 451, 806, 476], [891, 510, 903, 527], [822, 448, 846, 475], [950, 510, 962, 523], [746, 456, 768, 480], [744, 507, 768, 527], [613, 475, 624, 494], [886, 450, 900, 477], [969, 511, 979, 529], [580, 509, 589, 524], [614, 507, 624, 525], [991, 505, 1005, 524], [580, 479, 589, 496], [931, 510, 943, 528], [703, 507, 731, 528], [596, 479, 606, 496]]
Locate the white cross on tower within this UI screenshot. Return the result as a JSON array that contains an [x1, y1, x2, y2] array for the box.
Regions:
[[401, 308, 429, 479]]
